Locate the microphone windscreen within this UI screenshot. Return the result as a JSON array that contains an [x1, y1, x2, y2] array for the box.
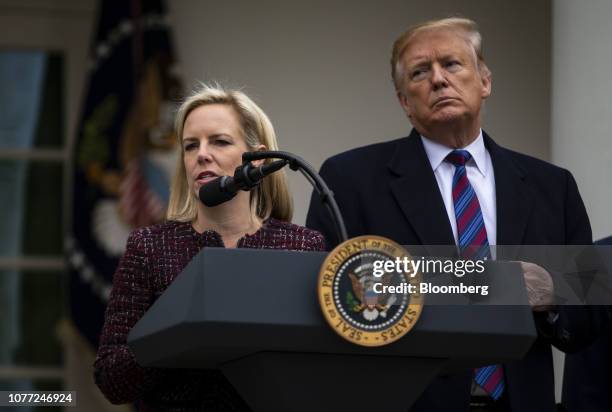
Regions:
[[198, 177, 236, 207]]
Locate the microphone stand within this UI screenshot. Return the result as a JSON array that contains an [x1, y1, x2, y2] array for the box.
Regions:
[[243, 151, 348, 243]]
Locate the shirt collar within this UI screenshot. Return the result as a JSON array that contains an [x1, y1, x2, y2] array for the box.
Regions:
[[420, 130, 488, 177]]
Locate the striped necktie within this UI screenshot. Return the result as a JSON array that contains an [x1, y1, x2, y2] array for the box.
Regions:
[[445, 149, 505, 401]]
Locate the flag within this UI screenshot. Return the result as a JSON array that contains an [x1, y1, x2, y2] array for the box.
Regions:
[[67, 0, 183, 347]]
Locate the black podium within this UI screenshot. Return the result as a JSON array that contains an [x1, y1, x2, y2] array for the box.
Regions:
[[128, 248, 536, 411]]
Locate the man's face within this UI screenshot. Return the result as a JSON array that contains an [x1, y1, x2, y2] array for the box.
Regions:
[[397, 29, 491, 138]]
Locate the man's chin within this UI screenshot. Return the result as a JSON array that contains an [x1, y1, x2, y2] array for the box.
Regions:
[[430, 107, 467, 123], [413, 112, 478, 141]]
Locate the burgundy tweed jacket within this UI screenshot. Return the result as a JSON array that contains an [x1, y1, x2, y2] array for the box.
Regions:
[[94, 218, 325, 411]]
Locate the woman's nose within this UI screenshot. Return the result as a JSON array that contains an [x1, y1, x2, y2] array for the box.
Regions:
[[197, 144, 212, 164]]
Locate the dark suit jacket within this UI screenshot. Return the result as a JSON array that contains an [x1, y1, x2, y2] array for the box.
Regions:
[[562, 236, 612, 412], [306, 129, 608, 412]]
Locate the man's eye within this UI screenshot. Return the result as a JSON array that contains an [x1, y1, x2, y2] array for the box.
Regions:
[[446, 61, 461, 70], [411, 69, 427, 80]]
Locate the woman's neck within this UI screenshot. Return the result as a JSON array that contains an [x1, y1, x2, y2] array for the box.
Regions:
[[192, 193, 262, 248]]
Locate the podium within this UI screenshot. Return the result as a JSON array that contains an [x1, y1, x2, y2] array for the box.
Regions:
[[128, 248, 536, 411]]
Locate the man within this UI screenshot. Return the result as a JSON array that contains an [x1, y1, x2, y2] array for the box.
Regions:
[[307, 17, 608, 412], [562, 235, 612, 412]]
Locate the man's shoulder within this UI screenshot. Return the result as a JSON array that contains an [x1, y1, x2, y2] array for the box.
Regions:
[[487, 134, 571, 181], [498, 146, 570, 178], [322, 136, 409, 168]]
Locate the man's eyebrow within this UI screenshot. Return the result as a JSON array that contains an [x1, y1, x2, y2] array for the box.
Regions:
[[439, 53, 462, 61], [406, 56, 430, 68]]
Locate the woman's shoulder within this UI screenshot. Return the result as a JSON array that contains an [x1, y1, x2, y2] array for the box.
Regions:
[[126, 220, 193, 245], [264, 218, 316, 234], [259, 218, 326, 251]]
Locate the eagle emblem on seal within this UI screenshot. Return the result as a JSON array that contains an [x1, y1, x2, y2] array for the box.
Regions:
[[348, 270, 397, 321]]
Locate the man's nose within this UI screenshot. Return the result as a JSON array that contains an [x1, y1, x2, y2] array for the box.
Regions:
[[430, 64, 448, 90]]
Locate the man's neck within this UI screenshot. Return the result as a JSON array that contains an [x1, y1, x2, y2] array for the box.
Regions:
[[417, 122, 482, 148]]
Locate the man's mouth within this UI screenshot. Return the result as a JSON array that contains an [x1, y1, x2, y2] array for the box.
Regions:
[[432, 96, 457, 106]]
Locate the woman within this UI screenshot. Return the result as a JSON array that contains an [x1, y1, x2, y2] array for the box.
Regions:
[[94, 84, 325, 411]]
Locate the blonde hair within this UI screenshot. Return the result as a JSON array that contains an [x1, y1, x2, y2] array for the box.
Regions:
[[391, 17, 491, 93], [166, 83, 293, 222]]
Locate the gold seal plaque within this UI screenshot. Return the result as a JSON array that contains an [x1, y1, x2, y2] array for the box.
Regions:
[[318, 235, 424, 347]]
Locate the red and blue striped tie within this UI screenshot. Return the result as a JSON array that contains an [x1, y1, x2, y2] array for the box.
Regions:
[[446, 149, 505, 401]]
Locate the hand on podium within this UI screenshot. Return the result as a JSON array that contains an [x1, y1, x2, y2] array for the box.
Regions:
[[520, 261, 554, 311]]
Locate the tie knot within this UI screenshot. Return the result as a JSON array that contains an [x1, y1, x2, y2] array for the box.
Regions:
[[446, 150, 472, 167]]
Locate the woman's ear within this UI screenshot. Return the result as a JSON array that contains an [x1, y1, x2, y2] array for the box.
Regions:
[[251, 144, 267, 167]]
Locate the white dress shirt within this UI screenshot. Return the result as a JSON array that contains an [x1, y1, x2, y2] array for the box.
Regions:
[[420, 131, 497, 246]]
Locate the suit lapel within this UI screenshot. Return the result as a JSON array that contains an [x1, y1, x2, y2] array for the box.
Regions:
[[388, 130, 455, 245], [485, 133, 533, 245]]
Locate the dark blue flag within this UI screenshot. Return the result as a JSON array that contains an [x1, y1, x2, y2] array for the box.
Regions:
[[67, 0, 183, 346]]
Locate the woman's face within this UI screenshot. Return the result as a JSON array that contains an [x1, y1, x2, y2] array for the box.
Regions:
[[182, 104, 251, 199]]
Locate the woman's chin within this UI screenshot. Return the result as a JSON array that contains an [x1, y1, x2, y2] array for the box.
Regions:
[[192, 186, 202, 199]]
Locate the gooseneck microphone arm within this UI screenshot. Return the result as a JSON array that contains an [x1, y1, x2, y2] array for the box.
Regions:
[[242, 150, 348, 243], [233, 159, 289, 191]]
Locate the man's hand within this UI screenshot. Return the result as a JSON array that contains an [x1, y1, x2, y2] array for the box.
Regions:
[[520, 262, 554, 311]]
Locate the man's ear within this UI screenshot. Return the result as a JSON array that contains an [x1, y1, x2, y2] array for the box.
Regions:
[[480, 66, 492, 99], [397, 91, 412, 119]]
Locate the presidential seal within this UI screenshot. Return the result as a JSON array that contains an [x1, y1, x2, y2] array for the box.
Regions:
[[318, 236, 424, 347]]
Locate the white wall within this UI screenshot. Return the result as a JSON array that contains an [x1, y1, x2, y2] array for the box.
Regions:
[[168, 0, 552, 224], [550, 0, 612, 400], [552, 0, 612, 241]]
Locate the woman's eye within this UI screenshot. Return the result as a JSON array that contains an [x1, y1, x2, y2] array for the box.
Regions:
[[214, 139, 231, 146], [184, 142, 197, 151]]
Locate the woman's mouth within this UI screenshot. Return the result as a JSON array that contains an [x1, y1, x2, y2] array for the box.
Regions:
[[195, 171, 218, 185]]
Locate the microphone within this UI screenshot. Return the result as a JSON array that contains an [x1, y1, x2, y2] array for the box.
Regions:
[[198, 160, 288, 207]]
